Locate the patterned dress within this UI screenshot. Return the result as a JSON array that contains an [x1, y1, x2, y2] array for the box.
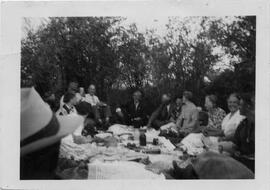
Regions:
[[207, 107, 226, 130]]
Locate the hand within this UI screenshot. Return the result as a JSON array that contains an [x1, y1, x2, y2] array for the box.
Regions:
[[234, 151, 241, 157], [133, 117, 141, 121], [105, 117, 110, 122], [98, 119, 102, 124]]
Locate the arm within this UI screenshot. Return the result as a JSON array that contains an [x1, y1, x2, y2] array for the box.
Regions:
[[147, 105, 162, 127], [185, 109, 199, 130]]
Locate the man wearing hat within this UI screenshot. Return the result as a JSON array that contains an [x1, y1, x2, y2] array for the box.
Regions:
[[20, 87, 84, 179]]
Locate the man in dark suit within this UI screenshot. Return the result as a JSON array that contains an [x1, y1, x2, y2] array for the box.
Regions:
[[147, 93, 176, 130], [115, 90, 148, 128]]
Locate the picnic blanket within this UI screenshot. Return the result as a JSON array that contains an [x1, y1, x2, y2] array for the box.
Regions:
[[87, 160, 165, 179]]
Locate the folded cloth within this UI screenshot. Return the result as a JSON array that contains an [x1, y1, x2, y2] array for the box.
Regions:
[[179, 133, 206, 155], [158, 137, 175, 152], [59, 137, 99, 160], [160, 122, 176, 131], [108, 124, 133, 136], [145, 161, 174, 174], [95, 133, 113, 139], [87, 161, 165, 179]]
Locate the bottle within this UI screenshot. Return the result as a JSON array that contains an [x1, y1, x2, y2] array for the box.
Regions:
[[139, 129, 147, 146]]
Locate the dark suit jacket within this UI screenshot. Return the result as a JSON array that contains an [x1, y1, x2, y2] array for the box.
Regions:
[[122, 100, 148, 126], [148, 102, 176, 125]]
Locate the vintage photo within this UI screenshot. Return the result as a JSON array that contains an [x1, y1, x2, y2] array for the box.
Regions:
[[20, 15, 256, 180]]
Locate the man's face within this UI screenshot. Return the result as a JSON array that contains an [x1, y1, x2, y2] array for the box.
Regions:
[[88, 85, 96, 95], [68, 82, 78, 92], [133, 91, 142, 102], [182, 96, 187, 103], [162, 94, 170, 104], [176, 98, 182, 107]]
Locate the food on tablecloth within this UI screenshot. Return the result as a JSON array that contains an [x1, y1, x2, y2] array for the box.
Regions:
[[142, 148, 161, 154], [87, 161, 165, 179], [95, 132, 113, 139], [73, 135, 92, 145]]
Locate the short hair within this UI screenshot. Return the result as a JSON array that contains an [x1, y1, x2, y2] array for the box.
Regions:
[[89, 84, 95, 89], [76, 102, 92, 116], [63, 92, 76, 103], [240, 93, 254, 107], [228, 93, 241, 102], [206, 94, 218, 106], [133, 89, 143, 96], [183, 91, 193, 101]]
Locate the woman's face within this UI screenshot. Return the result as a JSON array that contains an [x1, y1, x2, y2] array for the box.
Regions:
[[204, 97, 214, 111], [227, 96, 240, 113]]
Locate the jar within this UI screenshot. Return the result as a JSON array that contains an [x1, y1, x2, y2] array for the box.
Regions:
[[139, 130, 147, 146]]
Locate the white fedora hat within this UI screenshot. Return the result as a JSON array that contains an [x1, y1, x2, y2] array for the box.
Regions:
[[21, 87, 84, 156]]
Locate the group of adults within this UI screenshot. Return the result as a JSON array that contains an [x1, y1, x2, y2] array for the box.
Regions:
[[52, 81, 255, 171], [20, 80, 255, 179]]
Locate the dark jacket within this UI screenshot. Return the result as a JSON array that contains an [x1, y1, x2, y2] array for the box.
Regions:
[[233, 118, 255, 156], [20, 141, 61, 179], [122, 100, 148, 126], [148, 102, 176, 126]]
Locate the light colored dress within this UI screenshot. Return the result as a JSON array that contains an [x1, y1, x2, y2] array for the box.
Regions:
[[180, 110, 245, 155]]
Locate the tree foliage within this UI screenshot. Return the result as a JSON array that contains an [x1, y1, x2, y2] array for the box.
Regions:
[[21, 16, 255, 109]]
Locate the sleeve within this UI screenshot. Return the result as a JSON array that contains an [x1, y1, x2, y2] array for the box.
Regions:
[[176, 110, 184, 128], [147, 105, 162, 126], [95, 96, 100, 104], [210, 109, 226, 130], [232, 121, 243, 147]]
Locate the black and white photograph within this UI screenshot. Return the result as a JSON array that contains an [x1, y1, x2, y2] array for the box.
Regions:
[[20, 15, 256, 180], [0, 0, 270, 189]]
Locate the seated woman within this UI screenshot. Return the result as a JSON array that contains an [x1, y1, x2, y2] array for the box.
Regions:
[[220, 93, 255, 172], [178, 93, 245, 155], [216, 93, 245, 141], [200, 94, 226, 135]]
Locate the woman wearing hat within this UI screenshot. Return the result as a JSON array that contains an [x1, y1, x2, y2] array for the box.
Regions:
[[20, 87, 84, 179]]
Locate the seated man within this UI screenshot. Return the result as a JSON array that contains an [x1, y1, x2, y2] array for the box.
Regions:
[[170, 97, 183, 122], [84, 84, 112, 129], [147, 93, 176, 130], [115, 90, 148, 128], [176, 91, 199, 136]]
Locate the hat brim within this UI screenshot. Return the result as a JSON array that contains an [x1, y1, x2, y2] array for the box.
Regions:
[[21, 114, 84, 156]]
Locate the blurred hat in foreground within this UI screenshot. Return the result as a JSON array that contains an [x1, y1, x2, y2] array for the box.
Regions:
[[21, 87, 84, 156], [191, 151, 254, 179]]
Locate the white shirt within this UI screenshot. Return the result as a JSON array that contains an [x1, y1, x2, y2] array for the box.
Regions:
[[84, 94, 100, 106], [221, 110, 245, 137]]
